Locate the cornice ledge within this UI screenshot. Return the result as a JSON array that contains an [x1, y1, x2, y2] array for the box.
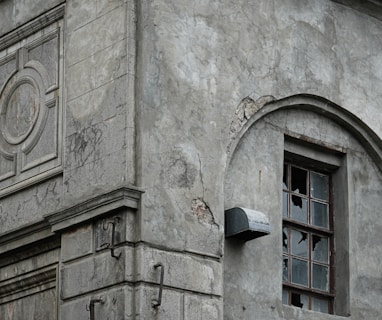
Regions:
[[0, 3, 65, 51], [45, 186, 144, 232], [0, 220, 53, 254]]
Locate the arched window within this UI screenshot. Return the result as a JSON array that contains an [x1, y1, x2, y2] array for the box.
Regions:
[[224, 94, 382, 318]]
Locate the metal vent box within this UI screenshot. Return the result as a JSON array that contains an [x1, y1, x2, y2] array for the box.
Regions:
[[225, 207, 271, 241]]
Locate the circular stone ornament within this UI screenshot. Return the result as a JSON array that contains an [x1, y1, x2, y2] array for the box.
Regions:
[[2, 80, 40, 145], [0, 67, 45, 147]]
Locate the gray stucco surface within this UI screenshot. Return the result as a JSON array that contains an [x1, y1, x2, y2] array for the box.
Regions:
[[0, 0, 381, 319]]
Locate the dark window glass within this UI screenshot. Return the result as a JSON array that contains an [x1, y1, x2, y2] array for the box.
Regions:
[[311, 172, 329, 200], [291, 166, 307, 195], [282, 162, 333, 314]]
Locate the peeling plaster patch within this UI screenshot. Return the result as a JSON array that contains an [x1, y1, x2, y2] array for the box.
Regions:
[[228, 95, 275, 154], [166, 155, 197, 189], [191, 198, 215, 224]]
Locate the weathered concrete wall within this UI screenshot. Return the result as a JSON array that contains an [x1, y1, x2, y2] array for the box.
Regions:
[[135, 0, 382, 318], [0, 0, 136, 232], [64, 0, 137, 201], [136, 0, 382, 252], [224, 108, 382, 319], [0, 0, 382, 319], [0, 1, 140, 319]]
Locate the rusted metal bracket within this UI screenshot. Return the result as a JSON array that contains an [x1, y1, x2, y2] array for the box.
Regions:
[[101, 217, 121, 259], [86, 298, 104, 320], [151, 263, 164, 308]]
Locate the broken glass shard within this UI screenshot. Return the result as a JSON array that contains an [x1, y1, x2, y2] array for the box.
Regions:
[[312, 235, 329, 263], [291, 166, 307, 195], [291, 229, 308, 258], [291, 195, 308, 223]]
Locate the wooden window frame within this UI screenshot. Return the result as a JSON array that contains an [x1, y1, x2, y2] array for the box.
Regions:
[[282, 160, 335, 314]]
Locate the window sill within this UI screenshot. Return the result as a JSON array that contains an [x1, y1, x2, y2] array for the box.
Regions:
[[282, 304, 350, 319]]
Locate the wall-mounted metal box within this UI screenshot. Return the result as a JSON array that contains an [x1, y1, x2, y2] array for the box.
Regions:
[[224, 207, 271, 241]]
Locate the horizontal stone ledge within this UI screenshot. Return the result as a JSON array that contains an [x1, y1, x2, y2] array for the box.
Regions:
[[0, 3, 65, 52], [0, 220, 57, 256], [0, 187, 143, 254], [45, 186, 144, 232]]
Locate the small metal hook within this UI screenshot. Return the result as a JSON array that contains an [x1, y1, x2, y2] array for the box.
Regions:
[[100, 217, 121, 259], [86, 298, 104, 320], [152, 263, 164, 308], [102, 216, 120, 230]]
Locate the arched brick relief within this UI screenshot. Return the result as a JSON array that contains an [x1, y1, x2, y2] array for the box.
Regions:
[[227, 94, 382, 173]]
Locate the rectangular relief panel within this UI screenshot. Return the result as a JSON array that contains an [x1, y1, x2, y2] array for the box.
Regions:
[[0, 246, 59, 320], [0, 287, 58, 320], [0, 5, 64, 197]]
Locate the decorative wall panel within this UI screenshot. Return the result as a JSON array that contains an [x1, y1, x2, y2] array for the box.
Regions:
[[0, 6, 64, 197]]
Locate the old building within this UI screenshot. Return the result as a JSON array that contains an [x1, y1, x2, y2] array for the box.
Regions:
[[0, 0, 381, 319]]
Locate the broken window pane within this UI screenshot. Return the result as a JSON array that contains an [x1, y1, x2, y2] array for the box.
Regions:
[[283, 227, 288, 253], [312, 235, 329, 263], [282, 161, 333, 313], [291, 195, 308, 223], [291, 258, 308, 287], [291, 292, 309, 309], [311, 172, 329, 200], [312, 264, 329, 291], [283, 257, 288, 281], [283, 164, 288, 189], [291, 166, 307, 195], [283, 191, 288, 217], [312, 297, 329, 313], [291, 229, 308, 258], [311, 201, 328, 228]]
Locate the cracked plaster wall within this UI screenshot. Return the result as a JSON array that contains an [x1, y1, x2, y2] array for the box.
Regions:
[[63, 0, 136, 202], [136, 0, 382, 254], [135, 0, 382, 318], [224, 108, 382, 319], [0, 0, 382, 318], [0, 0, 136, 233]]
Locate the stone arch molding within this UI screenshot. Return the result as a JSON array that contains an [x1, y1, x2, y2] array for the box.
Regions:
[[227, 93, 382, 173]]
